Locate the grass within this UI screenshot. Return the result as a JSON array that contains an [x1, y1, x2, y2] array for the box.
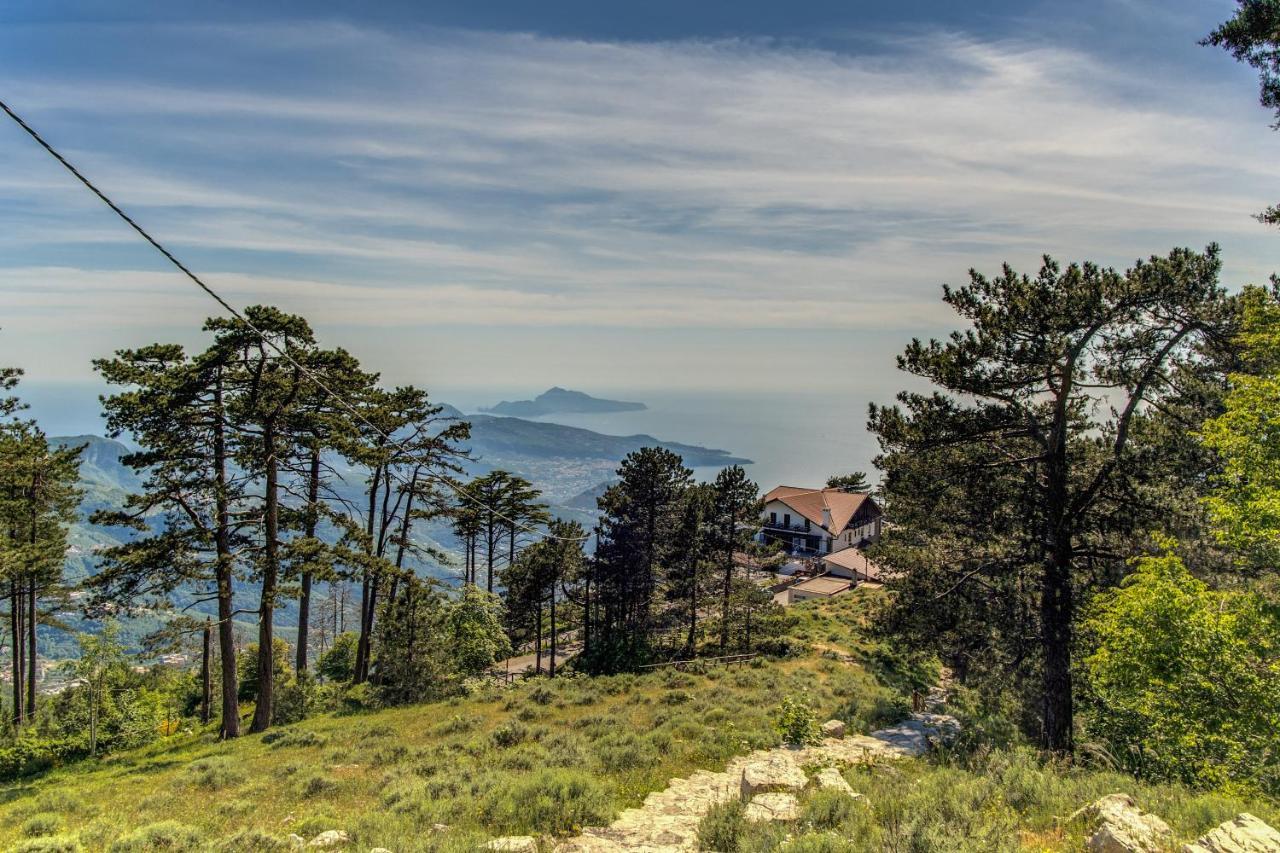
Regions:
[[2, 588, 1276, 851], [0, 591, 901, 852]]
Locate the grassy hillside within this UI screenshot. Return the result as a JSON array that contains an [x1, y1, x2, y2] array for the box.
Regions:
[[2, 593, 1277, 852]]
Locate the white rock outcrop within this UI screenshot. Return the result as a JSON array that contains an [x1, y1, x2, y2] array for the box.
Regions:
[[739, 755, 807, 799], [1181, 813, 1280, 853], [486, 837, 539, 853], [811, 767, 861, 801], [308, 830, 351, 849], [744, 792, 800, 822], [1084, 794, 1173, 853], [820, 719, 846, 738]]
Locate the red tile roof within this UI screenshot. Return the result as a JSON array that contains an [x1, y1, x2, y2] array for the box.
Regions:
[[762, 486, 878, 535]]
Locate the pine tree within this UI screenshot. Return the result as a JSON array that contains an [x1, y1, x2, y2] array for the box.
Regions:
[[869, 246, 1236, 753], [587, 447, 692, 670], [92, 342, 249, 738], [709, 466, 761, 651], [0, 418, 82, 726]]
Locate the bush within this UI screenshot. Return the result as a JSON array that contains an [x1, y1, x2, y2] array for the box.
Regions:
[[298, 772, 339, 798], [108, 821, 202, 852], [21, 813, 63, 838], [775, 696, 821, 746], [802, 788, 861, 830], [210, 829, 292, 852], [491, 722, 529, 748], [182, 756, 246, 790], [11, 838, 83, 853], [264, 728, 327, 750], [317, 632, 359, 682], [478, 768, 612, 835], [1080, 552, 1280, 794], [697, 799, 746, 852]]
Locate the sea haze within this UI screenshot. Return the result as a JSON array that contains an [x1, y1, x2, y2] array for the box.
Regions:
[[461, 389, 881, 493], [20, 382, 884, 494]]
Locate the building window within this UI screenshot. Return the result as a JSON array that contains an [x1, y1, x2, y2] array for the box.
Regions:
[[804, 519, 811, 531], [784, 513, 791, 527], [770, 511, 776, 524]]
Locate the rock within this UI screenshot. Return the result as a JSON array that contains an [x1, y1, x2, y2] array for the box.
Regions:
[[430, 824, 450, 833], [288, 836, 306, 850], [369, 849, 393, 853], [308, 830, 351, 849], [740, 755, 807, 799], [1083, 794, 1173, 853], [820, 719, 846, 738], [1182, 813, 1280, 853], [811, 767, 860, 800], [486, 837, 538, 853], [869, 713, 961, 756], [744, 793, 800, 822]]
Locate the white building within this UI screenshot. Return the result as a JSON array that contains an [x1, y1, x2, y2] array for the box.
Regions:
[[759, 486, 883, 557]]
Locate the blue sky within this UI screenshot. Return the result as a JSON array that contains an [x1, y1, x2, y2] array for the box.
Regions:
[[1, 0, 1276, 396]]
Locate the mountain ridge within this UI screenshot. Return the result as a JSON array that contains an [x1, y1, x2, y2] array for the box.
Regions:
[[483, 386, 647, 417]]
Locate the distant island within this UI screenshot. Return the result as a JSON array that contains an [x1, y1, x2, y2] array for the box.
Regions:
[[483, 387, 647, 417]]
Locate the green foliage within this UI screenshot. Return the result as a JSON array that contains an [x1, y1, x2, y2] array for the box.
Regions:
[[237, 638, 293, 703], [20, 813, 63, 838], [478, 768, 612, 835], [316, 632, 358, 682], [1201, 286, 1280, 565], [775, 696, 821, 746], [697, 799, 747, 851], [445, 585, 512, 676], [182, 756, 246, 790], [107, 821, 202, 852], [1079, 550, 1280, 794]]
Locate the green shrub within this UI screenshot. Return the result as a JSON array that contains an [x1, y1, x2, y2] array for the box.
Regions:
[[108, 821, 202, 852], [210, 828, 292, 852], [298, 772, 339, 798], [802, 788, 860, 830], [11, 837, 83, 853], [491, 722, 529, 748], [21, 813, 63, 838], [478, 768, 612, 835], [264, 729, 327, 750], [775, 696, 821, 746], [697, 799, 746, 852], [182, 756, 246, 790], [1080, 552, 1280, 794]]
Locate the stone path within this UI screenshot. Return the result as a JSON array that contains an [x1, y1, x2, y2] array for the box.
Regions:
[[549, 714, 958, 853]]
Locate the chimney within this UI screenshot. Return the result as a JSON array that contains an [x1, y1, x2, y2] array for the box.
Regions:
[[821, 501, 833, 531]]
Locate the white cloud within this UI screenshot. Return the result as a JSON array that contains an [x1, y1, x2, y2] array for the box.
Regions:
[[0, 21, 1276, 386]]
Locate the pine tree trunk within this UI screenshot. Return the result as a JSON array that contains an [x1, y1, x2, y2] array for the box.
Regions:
[[213, 369, 241, 739], [26, 579, 36, 717], [250, 419, 280, 734], [549, 586, 557, 678], [296, 447, 321, 674], [1040, 548, 1075, 754], [535, 605, 542, 675], [354, 466, 381, 684], [201, 618, 212, 725], [10, 581, 23, 727]]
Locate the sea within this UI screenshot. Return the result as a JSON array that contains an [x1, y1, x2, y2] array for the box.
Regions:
[[20, 382, 889, 494], [446, 388, 886, 493]]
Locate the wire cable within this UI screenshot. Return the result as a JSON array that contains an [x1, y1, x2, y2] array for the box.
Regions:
[[0, 97, 589, 544]]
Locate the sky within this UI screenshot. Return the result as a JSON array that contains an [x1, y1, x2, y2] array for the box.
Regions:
[[1, 0, 1277, 398]]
